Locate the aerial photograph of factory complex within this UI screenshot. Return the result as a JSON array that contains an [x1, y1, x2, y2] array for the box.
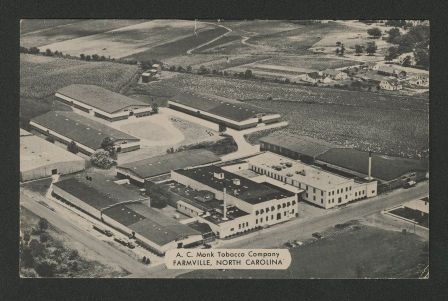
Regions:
[[20, 19, 429, 279]]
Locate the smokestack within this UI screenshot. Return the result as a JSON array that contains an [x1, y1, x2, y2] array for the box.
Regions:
[[368, 151, 372, 181], [222, 187, 228, 221]]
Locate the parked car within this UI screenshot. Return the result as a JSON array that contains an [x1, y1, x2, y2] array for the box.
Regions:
[[312, 232, 324, 239], [104, 230, 113, 237], [127, 242, 135, 249]]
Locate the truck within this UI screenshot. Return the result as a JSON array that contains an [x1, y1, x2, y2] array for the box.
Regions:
[[93, 225, 113, 237]]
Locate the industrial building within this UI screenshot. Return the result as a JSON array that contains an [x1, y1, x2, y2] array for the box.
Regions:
[[246, 152, 378, 209], [56, 85, 152, 122], [30, 111, 140, 155], [315, 148, 428, 191], [20, 129, 86, 182], [52, 174, 203, 255], [116, 149, 221, 186], [168, 93, 281, 130], [259, 132, 338, 164], [170, 165, 298, 238]]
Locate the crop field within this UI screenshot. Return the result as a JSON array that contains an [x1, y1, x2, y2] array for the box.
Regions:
[[20, 54, 138, 98], [218, 20, 302, 35], [142, 73, 428, 158], [194, 35, 241, 53], [123, 26, 229, 61], [180, 224, 428, 279], [20, 19, 83, 34], [36, 20, 213, 59], [21, 19, 147, 48], [263, 55, 360, 71]]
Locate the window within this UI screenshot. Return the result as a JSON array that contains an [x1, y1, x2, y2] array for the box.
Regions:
[[321, 191, 323, 196], [284, 212, 287, 216], [355, 192, 357, 197], [313, 188, 316, 193], [260, 209, 264, 214], [271, 215, 274, 220], [266, 207, 270, 213], [291, 209, 294, 214], [266, 216, 269, 221], [271, 206, 275, 211], [321, 199, 323, 204], [277, 205, 281, 210], [51, 169, 58, 175], [345, 195, 348, 199], [230, 228, 234, 231], [372, 190, 375, 194], [287, 202, 291, 207], [338, 197, 342, 203], [282, 203, 286, 208], [313, 196, 316, 201], [260, 218, 263, 223], [346, 187, 348, 192], [246, 222, 248, 227], [256, 210, 259, 215], [349, 187, 352, 191], [256, 219, 258, 224], [238, 224, 241, 229], [292, 201, 296, 205]]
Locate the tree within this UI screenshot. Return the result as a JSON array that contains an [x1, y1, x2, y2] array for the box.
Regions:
[[20, 247, 34, 268], [387, 27, 401, 43], [198, 65, 209, 74], [101, 137, 116, 159], [402, 55, 412, 67], [385, 46, 400, 61], [335, 48, 340, 55], [151, 102, 159, 114], [40, 233, 50, 243], [38, 218, 48, 233], [244, 69, 253, 78], [67, 141, 79, 154], [80, 53, 85, 60], [92, 54, 100, 61], [365, 42, 377, 56], [90, 150, 115, 169], [414, 48, 429, 69], [186, 65, 192, 73], [29, 239, 45, 257], [45, 49, 53, 56], [367, 27, 382, 39], [23, 231, 31, 244], [85, 55, 91, 61], [35, 260, 55, 277], [354, 44, 364, 56], [339, 44, 346, 56], [385, 20, 406, 27], [336, 41, 341, 46], [29, 47, 40, 54]]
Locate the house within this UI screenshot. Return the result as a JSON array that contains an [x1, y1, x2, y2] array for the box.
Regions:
[[379, 78, 403, 91], [363, 62, 377, 70], [377, 65, 407, 79], [410, 74, 429, 87], [320, 69, 349, 81], [299, 72, 332, 84]]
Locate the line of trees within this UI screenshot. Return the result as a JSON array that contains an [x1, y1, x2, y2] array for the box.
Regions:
[[354, 41, 377, 56]]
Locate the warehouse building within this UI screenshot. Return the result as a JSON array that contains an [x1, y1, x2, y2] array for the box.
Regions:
[[171, 165, 298, 238], [20, 129, 86, 182], [30, 111, 140, 155], [168, 93, 281, 130], [259, 132, 338, 164], [116, 149, 221, 186], [315, 148, 428, 191], [56, 84, 152, 122], [52, 174, 202, 255], [246, 152, 377, 209]]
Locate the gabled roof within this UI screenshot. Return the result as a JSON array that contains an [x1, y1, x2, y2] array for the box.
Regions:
[[171, 92, 276, 122], [117, 149, 221, 179], [260, 132, 338, 158], [57, 85, 150, 114], [31, 111, 139, 150], [317, 148, 428, 181], [102, 202, 201, 246]]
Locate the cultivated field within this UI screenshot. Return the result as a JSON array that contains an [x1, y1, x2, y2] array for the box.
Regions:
[[21, 19, 147, 48], [21, 54, 139, 98], [140, 73, 428, 158], [180, 223, 428, 279]]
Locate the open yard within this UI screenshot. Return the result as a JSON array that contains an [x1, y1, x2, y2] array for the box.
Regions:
[[179, 223, 428, 279]]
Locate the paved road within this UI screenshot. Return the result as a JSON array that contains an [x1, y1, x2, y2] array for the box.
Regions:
[[135, 181, 429, 278], [20, 192, 151, 276]]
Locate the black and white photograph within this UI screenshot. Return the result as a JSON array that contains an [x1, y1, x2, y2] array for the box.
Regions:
[[18, 19, 430, 279]]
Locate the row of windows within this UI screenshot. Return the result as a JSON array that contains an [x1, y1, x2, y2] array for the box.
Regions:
[[238, 222, 249, 229], [328, 186, 352, 196], [255, 201, 296, 216]]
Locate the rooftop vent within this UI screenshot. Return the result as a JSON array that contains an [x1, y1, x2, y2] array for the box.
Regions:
[[232, 178, 241, 186]]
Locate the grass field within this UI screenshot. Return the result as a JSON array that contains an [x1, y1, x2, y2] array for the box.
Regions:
[[261, 55, 360, 71], [179, 223, 428, 279], [21, 20, 147, 48]]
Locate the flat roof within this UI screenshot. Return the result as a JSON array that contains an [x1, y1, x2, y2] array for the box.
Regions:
[[20, 134, 85, 172], [248, 152, 352, 190], [117, 149, 221, 179], [174, 165, 295, 205], [316, 148, 428, 181], [53, 174, 148, 211], [57, 85, 150, 114], [171, 92, 276, 122], [203, 206, 250, 225], [31, 111, 139, 150], [260, 132, 338, 158], [102, 202, 201, 246]]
